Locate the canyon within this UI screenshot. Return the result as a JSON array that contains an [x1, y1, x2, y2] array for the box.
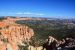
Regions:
[[0, 17, 34, 50]]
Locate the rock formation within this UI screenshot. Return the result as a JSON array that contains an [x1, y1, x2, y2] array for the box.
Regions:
[[0, 17, 34, 50]]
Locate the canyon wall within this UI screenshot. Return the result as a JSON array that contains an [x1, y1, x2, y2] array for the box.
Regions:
[[0, 18, 34, 50]]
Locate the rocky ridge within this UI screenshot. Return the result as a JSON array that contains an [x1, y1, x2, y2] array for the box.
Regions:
[[0, 17, 34, 50]]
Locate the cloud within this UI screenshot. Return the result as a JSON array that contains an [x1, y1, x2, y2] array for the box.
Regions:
[[35, 13, 44, 15], [23, 12, 33, 14], [15, 12, 45, 16], [16, 12, 23, 14], [16, 12, 33, 15], [0, 12, 45, 16]]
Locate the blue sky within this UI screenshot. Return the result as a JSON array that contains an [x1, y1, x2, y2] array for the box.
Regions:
[[0, 0, 75, 18]]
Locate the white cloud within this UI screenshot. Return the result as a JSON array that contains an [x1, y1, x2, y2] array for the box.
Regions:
[[16, 12, 33, 15], [0, 12, 45, 16], [35, 13, 44, 15], [16, 12, 23, 14], [15, 12, 45, 16], [23, 12, 33, 14]]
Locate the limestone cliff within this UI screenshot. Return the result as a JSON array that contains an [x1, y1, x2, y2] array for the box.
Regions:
[[0, 18, 34, 50]]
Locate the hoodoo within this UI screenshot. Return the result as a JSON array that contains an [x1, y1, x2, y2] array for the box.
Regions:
[[0, 17, 34, 50]]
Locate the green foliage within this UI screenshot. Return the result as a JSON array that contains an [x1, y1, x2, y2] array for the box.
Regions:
[[18, 45, 28, 50], [16, 20, 75, 46], [2, 38, 9, 43], [0, 17, 6, 21]]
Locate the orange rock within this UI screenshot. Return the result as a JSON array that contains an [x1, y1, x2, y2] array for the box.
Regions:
[[0, 18, 34, 50]]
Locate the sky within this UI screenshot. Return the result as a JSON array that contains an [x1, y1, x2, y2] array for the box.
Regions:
[[0, 0, 75, 18]]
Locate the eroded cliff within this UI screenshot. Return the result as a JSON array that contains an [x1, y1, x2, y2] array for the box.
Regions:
[[0, 18, 34, 50]]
